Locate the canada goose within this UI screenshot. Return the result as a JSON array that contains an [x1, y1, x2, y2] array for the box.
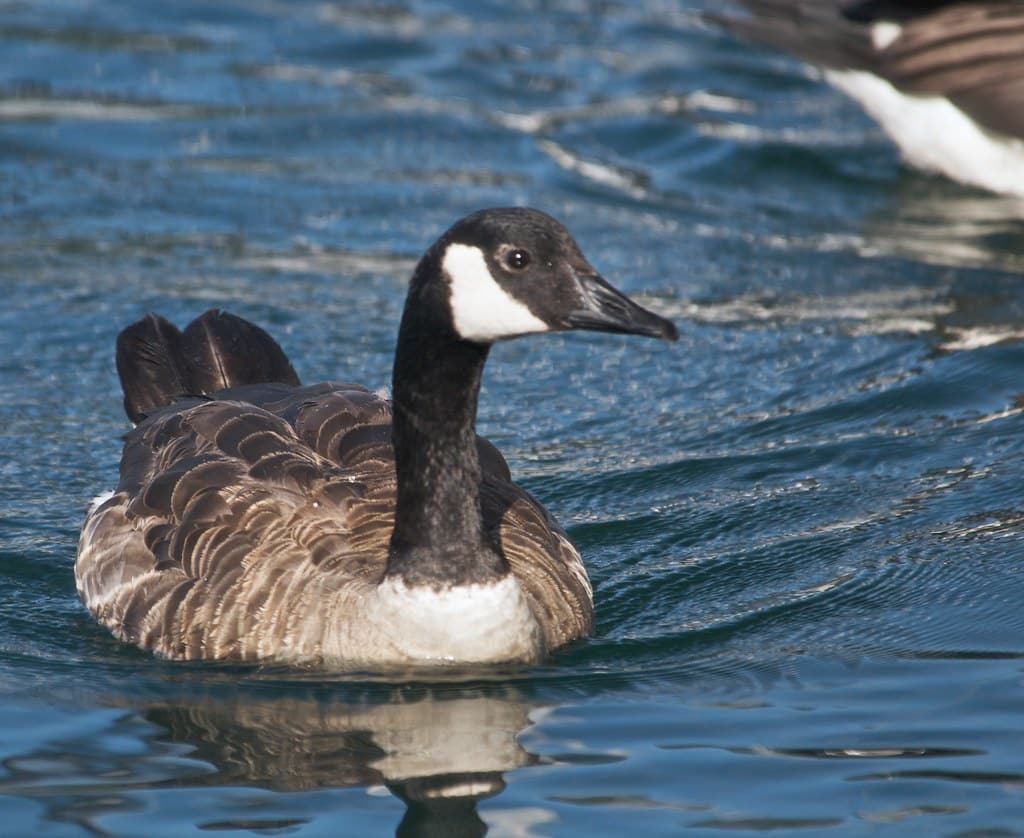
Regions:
[[76, 207, 678, 668], [711, 1, 1024, 197]]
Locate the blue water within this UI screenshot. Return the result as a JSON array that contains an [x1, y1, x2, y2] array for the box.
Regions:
[[3, 1, 1024, 834]]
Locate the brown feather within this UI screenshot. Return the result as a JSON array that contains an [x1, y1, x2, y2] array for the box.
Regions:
[[76, 382, 593, 663]]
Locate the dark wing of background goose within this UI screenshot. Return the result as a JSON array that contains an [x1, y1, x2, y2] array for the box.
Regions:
[[708, 1, 1024, 194]]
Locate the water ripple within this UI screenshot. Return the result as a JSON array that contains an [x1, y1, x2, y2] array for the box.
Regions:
[[3, 0, 1024, 834]]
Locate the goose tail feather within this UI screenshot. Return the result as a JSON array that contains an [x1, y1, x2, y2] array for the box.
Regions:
[[116, 309, 301, 423]]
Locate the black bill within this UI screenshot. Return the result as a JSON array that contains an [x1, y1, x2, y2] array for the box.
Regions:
[[565, 273, 679, 341]]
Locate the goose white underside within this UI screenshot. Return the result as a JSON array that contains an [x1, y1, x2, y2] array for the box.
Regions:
[[826, 69, 1024, 198], [326, 575, 544, 666]]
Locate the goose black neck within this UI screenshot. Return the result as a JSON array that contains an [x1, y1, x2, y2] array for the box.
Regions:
[[387, 268, 506, 587]]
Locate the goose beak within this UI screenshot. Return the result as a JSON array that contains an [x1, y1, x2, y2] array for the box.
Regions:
[[565, 273, 679, 341]]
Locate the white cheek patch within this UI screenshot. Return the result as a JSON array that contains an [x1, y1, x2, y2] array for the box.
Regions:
[[443, 243, 549, 342]]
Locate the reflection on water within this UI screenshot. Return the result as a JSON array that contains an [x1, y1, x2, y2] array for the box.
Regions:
[[672, 178, 1024, 353], [1, 685, 538, 837], [861, 184, 1024, 274], [674, 271, 1024, 355]]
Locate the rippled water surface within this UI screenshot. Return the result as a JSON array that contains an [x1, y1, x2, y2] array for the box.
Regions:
[[3, 1, 1024, 834]]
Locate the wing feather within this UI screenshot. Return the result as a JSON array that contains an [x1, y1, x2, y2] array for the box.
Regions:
[[77, 382, 593, 663]]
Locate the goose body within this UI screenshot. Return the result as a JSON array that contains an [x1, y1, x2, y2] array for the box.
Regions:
[[713, 1, 1024, 196], [76, 208, 678, 668]]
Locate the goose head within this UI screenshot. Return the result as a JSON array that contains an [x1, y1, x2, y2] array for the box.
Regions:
[[406, 207, 679, 345]]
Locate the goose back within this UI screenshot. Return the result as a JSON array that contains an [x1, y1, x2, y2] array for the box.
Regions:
[[76, 381, 593, 664]]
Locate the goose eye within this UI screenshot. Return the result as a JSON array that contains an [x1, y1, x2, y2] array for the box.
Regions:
[[505, 249, 531, 271]]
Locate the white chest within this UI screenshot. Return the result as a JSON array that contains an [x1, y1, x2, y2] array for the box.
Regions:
[[326, 575, 544, 666]]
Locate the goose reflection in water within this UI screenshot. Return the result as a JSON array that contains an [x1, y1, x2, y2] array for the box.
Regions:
[[157, 686, 537, 837], [1, 684, 542, 837]]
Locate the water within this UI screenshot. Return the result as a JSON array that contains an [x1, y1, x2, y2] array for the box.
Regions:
[[2, 0, 1024, 834]]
